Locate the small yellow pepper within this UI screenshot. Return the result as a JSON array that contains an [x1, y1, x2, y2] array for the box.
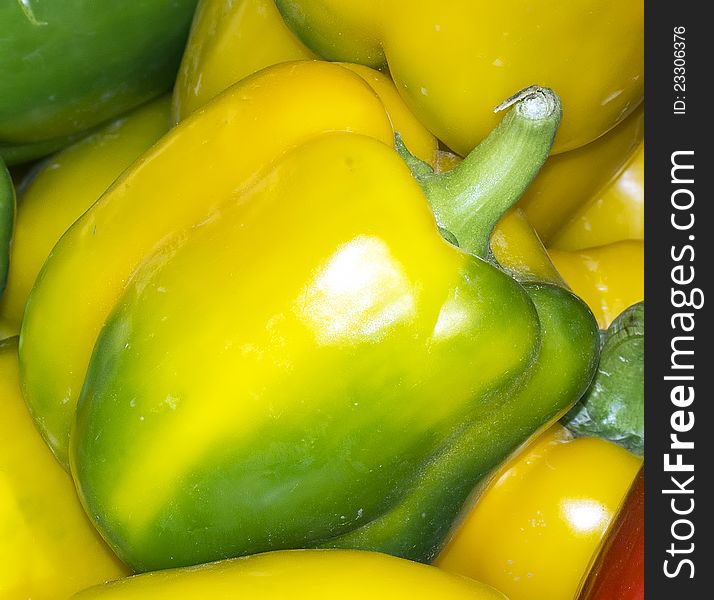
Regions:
[[71, 550, 507, 600], [436, 423, 642, 600], [548, 241, 644, 329], [0, 337, 129, 599]]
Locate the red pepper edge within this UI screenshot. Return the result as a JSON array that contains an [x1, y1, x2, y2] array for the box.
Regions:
[[578, 466, 645, 600]]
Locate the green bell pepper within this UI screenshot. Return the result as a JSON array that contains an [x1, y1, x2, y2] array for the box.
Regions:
[[0, 0, 197, 165]]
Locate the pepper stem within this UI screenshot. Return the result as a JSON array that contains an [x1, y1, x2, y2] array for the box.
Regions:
[[397, 86, 561, 259]]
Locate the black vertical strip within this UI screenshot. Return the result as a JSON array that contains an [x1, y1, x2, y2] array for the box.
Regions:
[[645, 1, 709, 596]]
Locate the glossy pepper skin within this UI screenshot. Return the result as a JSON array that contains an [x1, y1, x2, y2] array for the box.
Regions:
[[0, 1, 197, 164], [577, 469, 644, 600], [275, 0, 643, 155], [0, 159, 13, 302], [0, 338, 129, 599], [20, 61, 599, 571], [436, 423, 642, 600], [71, 550, 507, 600], [0, 97, 172, 338]]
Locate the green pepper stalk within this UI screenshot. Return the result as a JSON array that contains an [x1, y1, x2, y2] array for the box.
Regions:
[[398, 86, 561, 260], [562, 302, 645, 455]]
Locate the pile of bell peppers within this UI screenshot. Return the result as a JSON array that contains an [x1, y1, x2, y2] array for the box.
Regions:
[[0, 1, 644, 599]]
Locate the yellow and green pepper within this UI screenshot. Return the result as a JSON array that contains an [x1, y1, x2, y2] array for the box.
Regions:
[[21, 61, 438, 470], [20, 61, 599, 572]]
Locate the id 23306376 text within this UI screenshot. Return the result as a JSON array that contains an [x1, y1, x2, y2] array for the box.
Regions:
[[673, 26, 686, 115]]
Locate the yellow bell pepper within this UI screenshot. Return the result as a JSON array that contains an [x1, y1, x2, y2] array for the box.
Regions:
[[436, 423, 642, 600], [550, 143, 644, 251], [0, 97, 171, 337], [71, 550, 507, 599], [0, 337, 129, 600], [18, 58, 559, 475], [548, 241, 644, 329], [275, 0, 643, 155]]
